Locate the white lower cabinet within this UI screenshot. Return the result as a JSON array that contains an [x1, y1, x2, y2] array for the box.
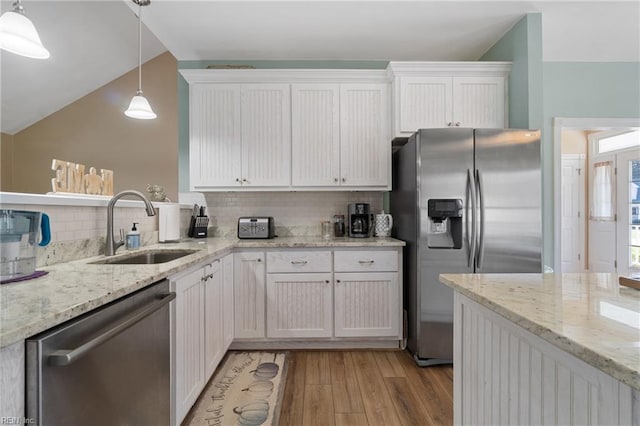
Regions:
[[203, 261, 224, 379], [172, 256, 229, 425], [234, 251, 266, 339], [266, 273, 333, 338], [334, 272, 400, 337], [222, 253, 234, 349]]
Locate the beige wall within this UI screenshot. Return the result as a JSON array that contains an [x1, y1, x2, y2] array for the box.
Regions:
[[9, 51, 178, 201], [561, 129, 588, 154], [0, 133, 14, 191]]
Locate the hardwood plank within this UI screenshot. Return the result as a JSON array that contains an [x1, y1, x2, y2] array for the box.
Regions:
[[330, 352, 365, 414], [351, 352, 402, 426], [303, 384, 335, 426], [385, 376, 437, 425], [375, 351, 406, 377], [335, 413, 370, 426], [421, 364, 454, 403], [306, 351, 332, 385], [279, 351, 306, 426], [394, 350, 453, 425]]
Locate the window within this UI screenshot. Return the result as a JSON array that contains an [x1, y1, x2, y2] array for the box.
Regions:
[[598, 130, 640, 154]]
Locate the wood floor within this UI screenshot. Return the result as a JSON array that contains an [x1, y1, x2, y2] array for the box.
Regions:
[[278, 351, 453, 426]]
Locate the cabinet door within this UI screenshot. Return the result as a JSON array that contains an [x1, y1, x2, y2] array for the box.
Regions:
[[452, 76, 505, 128], [399, 76, 453, 131], [241, 84, 291, 187], [291, 84, 341, 187], [173, 268, 205, 424], [203, 261, 224, 380], [189, 84, 242, 189], [234, 252, 266, 339], [222, 253, 234, 350], [266, 273, 333, 338], [334, 272, 399, 337], [339, 84, 390, 187]]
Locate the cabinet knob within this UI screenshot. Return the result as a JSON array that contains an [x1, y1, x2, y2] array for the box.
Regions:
[[334, 178, 338, 183], [325, 280, 330, 284], [242, 178, 248, 184], [447, 122, 453, 127], [336, 279, 341, 283], [236, 178, 241, 183], [455, 122, 461, 127], [341, 177, 346, 183]]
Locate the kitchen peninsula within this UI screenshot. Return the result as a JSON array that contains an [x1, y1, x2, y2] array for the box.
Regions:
[[440, 273, 639, 425]]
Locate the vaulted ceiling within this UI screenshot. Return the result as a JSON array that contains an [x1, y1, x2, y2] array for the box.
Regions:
[[2, 1, 638, 135]]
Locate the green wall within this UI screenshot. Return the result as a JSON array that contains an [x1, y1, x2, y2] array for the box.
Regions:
[[480, 13, 543, 130], [177, 60, 388, 192]]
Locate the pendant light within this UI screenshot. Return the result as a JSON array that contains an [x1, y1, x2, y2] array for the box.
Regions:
[[125, 0, 156, 120], [0, 0, 49, 59]]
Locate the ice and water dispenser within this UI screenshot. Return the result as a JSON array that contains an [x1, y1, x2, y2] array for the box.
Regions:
[[426, 199, 463, 249]]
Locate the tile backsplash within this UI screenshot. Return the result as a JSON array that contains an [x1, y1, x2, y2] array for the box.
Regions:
[[2, 191, 384, 267], [1, 203, 190, 267], [203, 191, 384, 237]]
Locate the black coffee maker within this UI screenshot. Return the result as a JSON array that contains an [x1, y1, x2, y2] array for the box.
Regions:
[[348, 203, 371, 238]]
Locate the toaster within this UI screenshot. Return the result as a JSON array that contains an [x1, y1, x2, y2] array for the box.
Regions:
[[238, 217, 276, 239]]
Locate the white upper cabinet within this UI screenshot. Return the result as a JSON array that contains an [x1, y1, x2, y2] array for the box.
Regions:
[[388, 62, 511, 136], [189, 84, 242, 188], [181, 69, 391, 191], [339, 84, 389, 187], [188, 82, 290, 190], [241, 84, 291, 187], [291, 83, 390, 189], [399, 76, 453, 131], [452, 76, 505, 129], [291, 84, 341, 187]]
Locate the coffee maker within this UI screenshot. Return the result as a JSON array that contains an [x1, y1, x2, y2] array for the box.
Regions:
[[348, 203, 371, 238]]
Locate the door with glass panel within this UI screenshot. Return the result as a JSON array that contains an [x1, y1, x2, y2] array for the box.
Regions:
[[616, 150, 640, 277]]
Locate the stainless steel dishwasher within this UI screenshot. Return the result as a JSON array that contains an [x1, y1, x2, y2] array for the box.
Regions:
[[26, 280, 175, 425]]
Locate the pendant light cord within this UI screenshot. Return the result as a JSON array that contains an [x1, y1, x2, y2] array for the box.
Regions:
[[137, 2, 142, 95]]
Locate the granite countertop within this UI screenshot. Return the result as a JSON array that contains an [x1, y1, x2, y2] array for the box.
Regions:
[[439, 273, 640, 391], [0, 236, 404, 348]]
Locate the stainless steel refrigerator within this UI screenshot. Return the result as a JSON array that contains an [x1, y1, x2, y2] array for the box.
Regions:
[[390, 128, 542, 366]]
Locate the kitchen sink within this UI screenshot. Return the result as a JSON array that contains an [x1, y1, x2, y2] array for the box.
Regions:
[[90, 249, 199, 265]]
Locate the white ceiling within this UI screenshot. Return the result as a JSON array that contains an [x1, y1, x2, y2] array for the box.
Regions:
[[1, 1, 638, 135]]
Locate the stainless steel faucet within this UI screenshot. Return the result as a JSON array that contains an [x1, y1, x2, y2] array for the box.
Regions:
[[106, 190, 156, 256]]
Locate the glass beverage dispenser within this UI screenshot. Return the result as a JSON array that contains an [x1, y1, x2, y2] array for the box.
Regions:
[[0, 210, 51, 282]]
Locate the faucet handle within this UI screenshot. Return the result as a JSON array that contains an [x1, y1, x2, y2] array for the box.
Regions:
[[118, 228, 126, 243]]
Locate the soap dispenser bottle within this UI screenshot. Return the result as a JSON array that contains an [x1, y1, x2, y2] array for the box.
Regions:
[[126, 222, 140, 250]]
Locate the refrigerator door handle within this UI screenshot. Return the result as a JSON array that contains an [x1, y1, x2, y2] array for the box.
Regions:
[[467, 168, 477, 268], [476, 169, 485, 269]]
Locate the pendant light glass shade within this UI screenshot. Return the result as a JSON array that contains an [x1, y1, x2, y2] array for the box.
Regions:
[[125, 91, 157, 119], [0, 5, 50, 59], [125, 0, 156, 120]]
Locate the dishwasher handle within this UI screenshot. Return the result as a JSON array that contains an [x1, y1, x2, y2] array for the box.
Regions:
[[48, 291, 176, 367]]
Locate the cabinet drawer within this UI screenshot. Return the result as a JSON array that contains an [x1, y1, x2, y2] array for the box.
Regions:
[[334, 250, 398, 272], [267, 251, 332, 273]]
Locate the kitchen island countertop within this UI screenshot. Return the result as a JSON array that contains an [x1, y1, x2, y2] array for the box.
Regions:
[[439, 273, 640, 391], [0, 236, 404, 348]]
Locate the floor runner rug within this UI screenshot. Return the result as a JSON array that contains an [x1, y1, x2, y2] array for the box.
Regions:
[[185, 351, 288, 426]]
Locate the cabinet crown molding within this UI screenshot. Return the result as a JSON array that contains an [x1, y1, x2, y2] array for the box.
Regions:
[[387, 61, 512, 77], [179, 69, 390, 84]]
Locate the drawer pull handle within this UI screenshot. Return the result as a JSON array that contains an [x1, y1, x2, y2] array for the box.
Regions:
[[358, 260, 375, 264], [241, 258, 262, 262], [290, 260, 308, 265]]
